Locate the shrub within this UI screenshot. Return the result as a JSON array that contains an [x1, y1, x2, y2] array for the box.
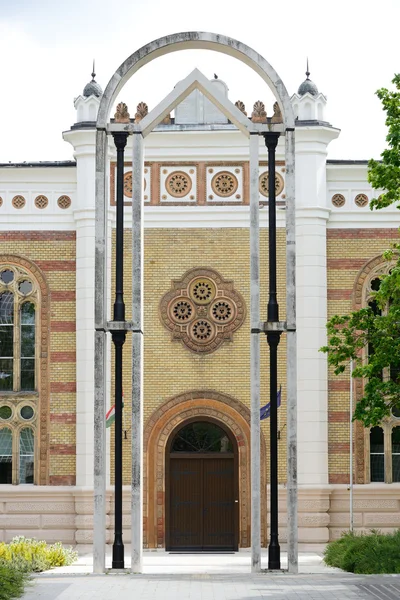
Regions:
[[324, 529, 400, 574], [0, 564, 28, 600], [0, 536, 77, 573]]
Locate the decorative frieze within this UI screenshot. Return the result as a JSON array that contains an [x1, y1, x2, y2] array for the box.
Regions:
[[110, 161, 285, 206]]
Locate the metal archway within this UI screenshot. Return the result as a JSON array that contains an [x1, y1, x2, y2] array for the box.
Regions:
[[94, 32, 297, 575]]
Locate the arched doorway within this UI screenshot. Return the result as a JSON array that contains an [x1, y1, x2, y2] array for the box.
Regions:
[[166, 418, 239, 551]]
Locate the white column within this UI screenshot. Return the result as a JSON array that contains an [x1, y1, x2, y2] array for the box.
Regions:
[[249, 133, 261, 572], [295, 127, 339, 486], [63, 129, 99, 487], [131, 133, 144, 573]]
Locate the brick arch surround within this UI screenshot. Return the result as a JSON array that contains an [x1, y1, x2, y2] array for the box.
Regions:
[[352, 254, 390, 483], [0, 255, 50, 484], [143, 390, 267, 548]]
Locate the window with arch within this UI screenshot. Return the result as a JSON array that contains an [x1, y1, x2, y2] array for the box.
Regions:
[[365, 269, 400, 483], [0, 265, 38, 484]]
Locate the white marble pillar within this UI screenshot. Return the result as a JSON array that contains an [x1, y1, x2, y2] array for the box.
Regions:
[[63, 129, 98, 487], [295, 126, 339, 486]]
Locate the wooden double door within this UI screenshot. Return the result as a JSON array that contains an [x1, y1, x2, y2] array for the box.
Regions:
[[167, 455, 238, 551]]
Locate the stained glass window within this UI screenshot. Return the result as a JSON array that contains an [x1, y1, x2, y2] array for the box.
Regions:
[[0, 428, 12, 483], [392, 427, 400, 483], [19, 428, 34, 484], [171, 422, 233, 453], [0, 292, 14, 391], [370, 426, 384, 482], [20, 303, 35, 391]]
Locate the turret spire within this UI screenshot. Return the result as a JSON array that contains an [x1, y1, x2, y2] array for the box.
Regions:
[[306, 58, 310, 80]]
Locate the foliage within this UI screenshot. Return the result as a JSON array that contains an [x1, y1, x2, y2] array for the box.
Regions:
[[324, 530, 400, 574], [320, 251, 400, 426], [321, 74, 400, 426], [368, 74, 400, 210], [0, 536, 77, 574], [0, 564, 28, 600]]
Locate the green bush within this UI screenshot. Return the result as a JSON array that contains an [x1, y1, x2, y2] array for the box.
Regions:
[[0, 564, 28, 600], [324, 529, 400, 574], [0, 536, 77, 573]]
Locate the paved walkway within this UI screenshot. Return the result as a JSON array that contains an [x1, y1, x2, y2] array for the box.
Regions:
[[21, 551, 400, 599]]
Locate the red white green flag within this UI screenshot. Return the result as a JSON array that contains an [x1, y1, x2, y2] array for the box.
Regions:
[[106, 393, 124, 428]]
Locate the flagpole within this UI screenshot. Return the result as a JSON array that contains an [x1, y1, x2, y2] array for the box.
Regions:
[[349, 359, 354, 533]]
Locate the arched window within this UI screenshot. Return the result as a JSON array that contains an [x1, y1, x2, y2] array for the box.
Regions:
[[0, 265, 38, 484], [171, 422, 233, 453], [364, 268, 400, 483]]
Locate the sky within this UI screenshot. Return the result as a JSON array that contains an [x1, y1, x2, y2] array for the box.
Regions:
[[0, 0, 399, 162]]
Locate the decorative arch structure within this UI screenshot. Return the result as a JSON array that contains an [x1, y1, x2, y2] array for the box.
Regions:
[[94, 32, 297, 574], [143, 391, 267, 549]]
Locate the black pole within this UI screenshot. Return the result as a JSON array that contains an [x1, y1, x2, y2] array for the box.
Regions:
[[111, 132, 128, 569], [263, 132, 282, 570]]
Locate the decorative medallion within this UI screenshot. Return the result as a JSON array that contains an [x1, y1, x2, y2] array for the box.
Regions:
[[165, 171, 192, 198], [34, 195, 48, 209], [57, 195, 71, 209], [251, 100, 267, 123], [114, 102, 130, 123], [235, 100, 247, 116], [0, 197, 3, 207], [259, 172, 284, 197], [355, 193, 369, 208], [331, 193, 346, 207], [124, 172, 132, 198], [160, 267, 246, 354], [122, 172, 147, 198], [211, 171, 238, 197], [12, 195, 25, 209]]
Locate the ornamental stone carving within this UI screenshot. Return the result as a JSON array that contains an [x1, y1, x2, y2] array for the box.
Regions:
[[259, 172, 284, 197], [34, 195, 48, 209], [211, 171, 238, 197], [159, 267, 246, 354], [235, 100, 247, 116], [114, 102, 130, 123], [57, 195, 71, 209], [12, 195, 26, 209], [165, 171, 192, 198], [271, 101, 283, 124], [134, 101, 149, 123], [251, 100, 267, 123], [355, 193, 369, 207], [331, 193, 346, 207]]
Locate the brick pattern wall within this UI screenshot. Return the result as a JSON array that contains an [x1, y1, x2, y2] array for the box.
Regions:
[[0, 232, 76, 485], [327, 228, 398, 484]]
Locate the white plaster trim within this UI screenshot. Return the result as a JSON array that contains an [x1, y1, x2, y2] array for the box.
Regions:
[[113, 205, 288, 228]]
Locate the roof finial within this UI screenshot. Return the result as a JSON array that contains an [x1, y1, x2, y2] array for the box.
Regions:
[[91, 59, 96, 81], [306, 57, 310, 80]]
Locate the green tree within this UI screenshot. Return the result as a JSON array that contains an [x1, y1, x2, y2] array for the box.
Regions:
[[368, 74, 400, 210], [321, 74, 400, 426]]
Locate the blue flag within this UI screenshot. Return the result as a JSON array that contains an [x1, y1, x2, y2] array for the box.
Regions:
[[260, 385, 282, 421]]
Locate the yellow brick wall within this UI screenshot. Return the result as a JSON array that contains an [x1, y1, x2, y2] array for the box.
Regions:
[[110, 227, 288, 484]]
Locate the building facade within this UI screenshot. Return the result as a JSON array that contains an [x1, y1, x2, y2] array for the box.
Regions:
[[0, 68, 399, 549]]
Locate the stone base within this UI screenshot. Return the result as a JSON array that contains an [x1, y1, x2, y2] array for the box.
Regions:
[[0, 484, 399, 546]]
